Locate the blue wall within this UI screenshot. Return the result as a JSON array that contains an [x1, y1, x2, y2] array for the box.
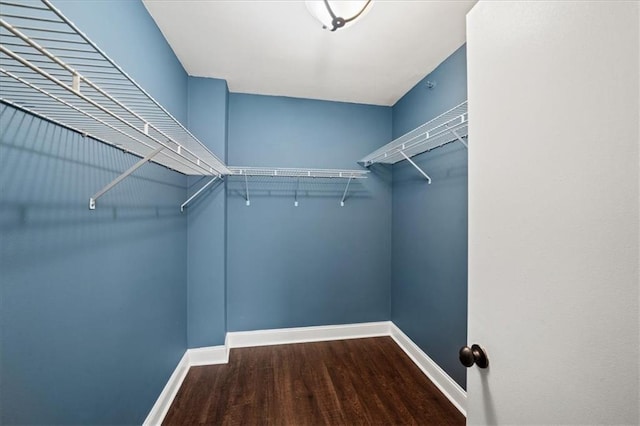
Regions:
[[390, 45, 468, 389], [226, 94, 393, 331], [186, 77, 228, 347], [0, 1, 189, 424]]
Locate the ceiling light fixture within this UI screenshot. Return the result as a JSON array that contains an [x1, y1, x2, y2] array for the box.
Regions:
[[305, 0, 373, 32]]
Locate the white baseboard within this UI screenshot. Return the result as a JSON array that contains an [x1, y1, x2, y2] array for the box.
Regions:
[[188, 344, 229, 366], [226, 321, 392, 348], [143, 352, 190, 426], [144, 321, 466, 424], [142, 345, 229, 425], [389, 323, 467, 416]]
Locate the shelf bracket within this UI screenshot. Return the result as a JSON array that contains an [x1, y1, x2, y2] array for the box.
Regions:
[[340, 177, 353, 207], [294, 178, 300, 207], [399, 151, 431, 184], [180, 175, 219, 212], [446, 124, 468, 149], [89, 145, 164, 210], [244, 174, 250, 206]]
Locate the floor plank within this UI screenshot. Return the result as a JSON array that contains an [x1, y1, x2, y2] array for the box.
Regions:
[[163, 337, 465, 425]]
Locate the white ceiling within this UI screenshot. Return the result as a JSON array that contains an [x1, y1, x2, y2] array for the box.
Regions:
[[142, 1, 477, 106]]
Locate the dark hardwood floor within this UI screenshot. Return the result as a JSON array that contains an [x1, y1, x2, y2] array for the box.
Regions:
[[163, 337, 465, 425]]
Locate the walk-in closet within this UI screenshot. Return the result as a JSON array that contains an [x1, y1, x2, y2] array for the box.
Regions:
[[1, 1, 638, 425]]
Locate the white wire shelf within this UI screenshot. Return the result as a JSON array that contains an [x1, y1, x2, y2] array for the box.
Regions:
[[0, 0, 370, 209], [0, 0, 229, 176], [359, 101, 468, 167], [227, 166, 367, 207], [227, 166, 369, 179]]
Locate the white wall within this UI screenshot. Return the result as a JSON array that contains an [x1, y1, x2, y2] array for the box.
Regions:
[[467, 1, 639, 424]]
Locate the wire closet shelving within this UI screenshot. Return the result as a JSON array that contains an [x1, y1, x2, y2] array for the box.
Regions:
[[359, 101, 468, 183], [228, 167, 368, 179], [0, 0, 367, 210], [227, 167, 368, 207]]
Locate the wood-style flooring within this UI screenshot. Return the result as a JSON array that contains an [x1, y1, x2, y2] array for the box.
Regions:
[[163, 337, 465, 425]]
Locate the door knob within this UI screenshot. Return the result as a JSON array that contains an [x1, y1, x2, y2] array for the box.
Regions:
[[459, 344, 489, 368]]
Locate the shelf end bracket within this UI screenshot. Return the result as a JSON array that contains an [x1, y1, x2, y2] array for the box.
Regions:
[[446, 124, 468, 149], [89, 145, 164, 210], [340, 177, 353, 207], [399, 151, 431, 184], [180, 175, 220, 212], [244, 174, 250, 206]]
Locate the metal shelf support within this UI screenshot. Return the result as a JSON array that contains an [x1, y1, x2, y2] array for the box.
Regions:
[[244, 174, 250, 206], [400, 151, 432, 183], [340, 177, 353, 207], [89, 145, 163, 210], [294, 178, 300, 207], [180, 175, 220, 212], [446, 124, 468, 149]]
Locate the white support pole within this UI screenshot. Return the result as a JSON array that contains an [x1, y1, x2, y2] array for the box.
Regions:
[[180, 176, 219, 212], [244, 174, 250, 206], [446, 124, 468, 148], [89, 145, 163, 209], [399, 151, 432, 183], [340, 177, 353, 207]]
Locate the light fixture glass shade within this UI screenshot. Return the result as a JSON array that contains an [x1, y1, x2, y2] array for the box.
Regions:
[[305, 1, 372, 31]]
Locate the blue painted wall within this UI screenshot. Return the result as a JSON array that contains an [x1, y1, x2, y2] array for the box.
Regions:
[[226, 94, 393, 331], [390, 44, 468, 389], [186, 77, 228, 347], [0, 1, 189, 424]]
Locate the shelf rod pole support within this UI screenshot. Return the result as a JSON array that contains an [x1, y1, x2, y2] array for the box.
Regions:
[[446, 125, 468, 149], [399, 151, 431, 183], [244, 174, 250, 206], [180, 176, 219, 212], [340, 177, 353, 207], [89, 145, 164, 210], [294, 178, 300, 207]]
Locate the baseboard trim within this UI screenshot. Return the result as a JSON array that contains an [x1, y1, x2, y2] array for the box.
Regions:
[[143, 352, 190, 426], [389, 323, 467, 416], [142, 344, 229, 425], [188, 344, 229, 366], [226, 321, 392, 348], [145, 321, 466, 424]]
